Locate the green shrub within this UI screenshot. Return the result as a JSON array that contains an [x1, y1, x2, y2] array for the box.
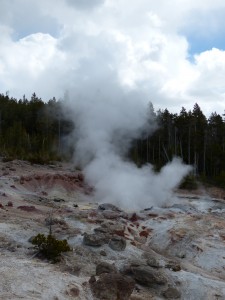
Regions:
[[32, 233, 71, 262]]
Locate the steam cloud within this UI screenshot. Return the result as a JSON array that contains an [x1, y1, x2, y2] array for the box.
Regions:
[[64, 66, 191, 210]]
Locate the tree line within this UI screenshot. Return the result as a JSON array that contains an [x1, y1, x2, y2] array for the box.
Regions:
[[131, 103, 225, 187], [0, 93, 224, 187], [0, 93, 73, 163]]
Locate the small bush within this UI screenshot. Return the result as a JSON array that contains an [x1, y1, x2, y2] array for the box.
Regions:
[[31, 233, 71, 262]]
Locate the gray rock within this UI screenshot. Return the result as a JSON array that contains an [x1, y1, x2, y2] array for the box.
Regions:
[[98, 203, 121, 212], [100, 250, 107, 256], [91, 273, 135, 300], [96, 262, 118, 275], [53, 198, 65, 203], [162, 287, 181, 299], [129, 259, 147, 267], [95, 221, 125, 237], [67, 286, 80, 297], [83, 232, 109, 247], [94, 227, 111, 236], [176, 251, 186, 259], [131, 266, 168, 286], [109, 236, 126, 251], [143, 249, 165, 268], [89, 276, 96, 284], [120, 259, 147, 276], [165, 261, 181, 272], [102, 210, 121, 219], [147, 257, 162, 268]]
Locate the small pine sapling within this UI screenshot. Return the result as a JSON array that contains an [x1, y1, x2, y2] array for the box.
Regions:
[[31, 209, 71, 262], [32, 233, 71, 262]]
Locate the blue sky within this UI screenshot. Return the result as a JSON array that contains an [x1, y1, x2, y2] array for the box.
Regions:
[[182, 12, 225, 57], [0, 0, 225, 116], [188, 35, 225, 56]]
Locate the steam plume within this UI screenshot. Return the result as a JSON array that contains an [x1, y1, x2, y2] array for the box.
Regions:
[[64, 67, 191, 210]]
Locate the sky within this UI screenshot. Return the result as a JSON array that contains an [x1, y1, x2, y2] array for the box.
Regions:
[[0, 0, 225, 116]]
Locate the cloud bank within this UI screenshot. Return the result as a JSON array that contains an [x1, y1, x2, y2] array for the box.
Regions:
[[0, 0, 225, 115]]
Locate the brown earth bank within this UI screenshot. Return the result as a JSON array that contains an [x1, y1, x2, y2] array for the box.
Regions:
[[0, 159, 225, 299]]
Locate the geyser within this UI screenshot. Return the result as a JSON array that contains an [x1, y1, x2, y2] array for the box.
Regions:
[[63, 68, 191, 210]]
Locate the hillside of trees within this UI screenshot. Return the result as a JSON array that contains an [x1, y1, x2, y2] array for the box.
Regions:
[[0, 92, 224, 188], [131, 103, 225, 188], [0, 93, 73, 164]]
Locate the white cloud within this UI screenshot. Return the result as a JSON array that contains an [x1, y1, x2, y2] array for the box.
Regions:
[[0, 29, 66, 99], [188, 48, 225, 114], [0, 0, 225, 114]]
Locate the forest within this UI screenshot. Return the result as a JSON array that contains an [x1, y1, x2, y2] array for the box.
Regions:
[[0, 93, 73, 164], [0, 92, 224, 188]]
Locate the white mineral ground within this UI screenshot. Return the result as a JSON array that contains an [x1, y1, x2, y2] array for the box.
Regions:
[[0, 159, 225, 299]]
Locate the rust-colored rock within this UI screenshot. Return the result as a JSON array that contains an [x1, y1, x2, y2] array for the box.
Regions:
[[17, 205, 37, 212]]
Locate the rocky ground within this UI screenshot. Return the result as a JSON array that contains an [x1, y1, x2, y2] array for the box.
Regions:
[[0, 160, 225, 299]]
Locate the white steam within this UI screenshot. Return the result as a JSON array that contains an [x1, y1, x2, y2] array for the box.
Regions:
[[64, 68, 191, 210], [84, 156, 191, 210]]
